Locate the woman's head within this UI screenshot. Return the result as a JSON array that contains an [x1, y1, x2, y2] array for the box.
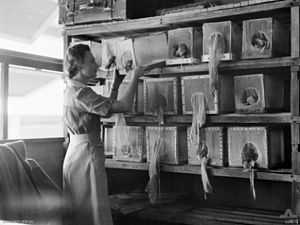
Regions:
[[65, 44, 99, 81]]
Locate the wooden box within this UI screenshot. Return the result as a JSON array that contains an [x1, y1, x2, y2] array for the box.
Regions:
[[187, 126, 225, 166], [59, 0, 160, 25], [133, 32, 168, 66], [144, 77, 179, 115], [113, 126, 145, 162], [181, 75, 234, 114], [234, 74, 285, 113], [101, 38, 136, 75], [104, 79, 144, 114], [104, 126, 114, 156], [146, 126, 187, 165], [166, 27, 202, 65], [202, 21, 241, 62], [228, 127, 285, 169], [242, 18, 289, 59]]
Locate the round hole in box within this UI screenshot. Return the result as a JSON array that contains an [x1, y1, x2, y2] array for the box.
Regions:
[[241, 142, 259, 166], [173, 43, 189, 58], [241, 87, 259, 106], [251, 31, 270, 50]]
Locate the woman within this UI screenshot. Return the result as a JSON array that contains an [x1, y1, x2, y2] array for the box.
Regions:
[[63, 43, 152, 225]]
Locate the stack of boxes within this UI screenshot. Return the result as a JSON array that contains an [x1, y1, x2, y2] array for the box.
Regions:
[[80, 16, 290, 170]]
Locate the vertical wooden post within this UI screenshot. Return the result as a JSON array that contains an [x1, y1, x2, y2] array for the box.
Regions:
[[291, 5, 300, 216], [58, 0, 66, 25], [291, 6, 300, 58], [0, 62, 8, 139], [291, 67, 300, 117], [291, 66, 300, 215], [63, 31, 70, 59]]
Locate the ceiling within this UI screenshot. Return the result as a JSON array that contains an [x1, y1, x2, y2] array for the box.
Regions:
[[0, 0, 60, 43]]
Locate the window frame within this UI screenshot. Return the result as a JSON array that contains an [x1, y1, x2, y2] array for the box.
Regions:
[[0, 48, 63, 140]]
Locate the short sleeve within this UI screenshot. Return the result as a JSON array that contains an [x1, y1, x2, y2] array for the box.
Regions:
[[75, 87, 114, 117]]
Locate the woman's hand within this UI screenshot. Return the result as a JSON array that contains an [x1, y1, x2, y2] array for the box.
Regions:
[[132, 60, 166, 78], [132, 66, 146, 78], [143, 60, 166, 71]]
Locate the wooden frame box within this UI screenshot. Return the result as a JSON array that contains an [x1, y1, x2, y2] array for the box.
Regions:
[[181, 75, 234, 114], [146, 126, 187, 165], [187, 126, 225, 166], [228, 127, 285, 169], [202, 21, 241, 62], [59, 0, 160, 25], [166, 27, 202, 65], [101, 38, 136, 75], [133, 32, 168, 66], [242, 17, 289, 59], [113, 126, 145, 162], [100, 37, 121, 73], [234, 74, 285, 113], [104, 79, 144, 114], [144, 77, 179, 115], [116, 38, 136, 75]]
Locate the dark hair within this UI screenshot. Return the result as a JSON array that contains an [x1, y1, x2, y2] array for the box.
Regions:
[[64, 44, 91, 79]]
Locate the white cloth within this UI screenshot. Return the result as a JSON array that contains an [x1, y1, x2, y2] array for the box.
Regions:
[[63, 133, 113, 225]]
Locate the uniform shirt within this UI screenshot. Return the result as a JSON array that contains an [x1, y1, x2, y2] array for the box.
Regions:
[[64, 79, 113, 135]]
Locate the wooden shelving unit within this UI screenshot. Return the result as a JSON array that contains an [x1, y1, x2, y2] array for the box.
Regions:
[[63, 0, 300, 224]]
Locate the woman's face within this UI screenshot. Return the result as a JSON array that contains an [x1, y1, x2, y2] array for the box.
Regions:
[[80, 50, 99, 80]]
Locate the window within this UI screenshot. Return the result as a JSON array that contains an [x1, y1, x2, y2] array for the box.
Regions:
[[7, 65, 64, 139], [0, 63, 4, 138]]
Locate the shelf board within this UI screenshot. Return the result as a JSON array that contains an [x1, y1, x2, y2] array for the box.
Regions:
[[106, 159, 148, 171], [134, 204, 295, 225], [145, 57, 295, 75], [64, 16, 167, 37], [162, 0, 294, 25], [105, 159, 294, 182], [65, 0, 295, 37], [293, 116, 300, 123], [102, 113, 293, 124]]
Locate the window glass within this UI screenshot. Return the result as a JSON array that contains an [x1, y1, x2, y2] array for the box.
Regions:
[[8, 65, 64, 139], [0, 63, 3, 138]]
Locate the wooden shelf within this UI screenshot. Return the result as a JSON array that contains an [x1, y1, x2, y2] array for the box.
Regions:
[[102, 113, 293, 124], [106, 159, 148, 171], [133, 204, 296, 225], [105, 159, 295, 182], [145, 57, 296, 75], [293, 116, 300, 123], [64, 0, 295, 37]]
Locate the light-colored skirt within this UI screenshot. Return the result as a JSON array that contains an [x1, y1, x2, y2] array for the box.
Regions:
[[63, 133, 113, 225]]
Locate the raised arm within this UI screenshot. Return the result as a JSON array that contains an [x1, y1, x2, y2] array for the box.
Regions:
[[110, 66, 144, 113], [110, 60, 165, 113], [109, 69, 124, 100], [73, 61, 165, 116]]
